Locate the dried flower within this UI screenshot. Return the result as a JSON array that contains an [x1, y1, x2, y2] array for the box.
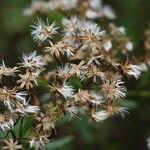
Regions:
[[70, 60, 87, 77], [29, 135, 50, 150], [0, 87, 27, 111], [57, 64, 72, 79], [0, 61, 18, 81], [19, 51, 45, 70], [79, 21, 105, 48], [85, 0, 116, 20], [1, 139, 22, 150], [15, 103, 40, 115], [31, 18, 59, 43], [49, 83, 75, 99], [92, 110, 109, 122], [58, 84, 75, 99], [0, 114, 13, 131], [45, 41, 74, 58], [65, 104, 79, 118], [90, 92, 104, 106], [62, 16, 80, 38], [36, 110, 58, 132], [101, 79, 126, 100], [121, 60, 142, 79], [17, 71, 39, 90], [86, 65, 106, 82]]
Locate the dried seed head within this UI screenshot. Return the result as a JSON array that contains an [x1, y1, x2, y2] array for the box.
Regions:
[[31, 18, 59, 43]]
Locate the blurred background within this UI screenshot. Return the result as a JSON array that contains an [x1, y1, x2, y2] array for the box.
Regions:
[[0, 0, 150, 149]]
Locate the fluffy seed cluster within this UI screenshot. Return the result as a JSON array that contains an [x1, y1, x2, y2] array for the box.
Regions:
[[0, 0, 147, 149], [24, 0, 116, 20]]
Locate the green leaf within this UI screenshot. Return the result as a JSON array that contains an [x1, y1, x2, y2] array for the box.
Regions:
[[37, 78, 49, 88], [73, 115, 94, 143], [0, 131, 6, 139], [69, 77, 84, 90], [21, 115, 34, 137], [57, 114, 70, 126], [47, 136, 74, 150]]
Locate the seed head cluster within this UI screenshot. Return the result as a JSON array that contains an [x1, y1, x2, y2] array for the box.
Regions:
[[0, 0, 148, 149]]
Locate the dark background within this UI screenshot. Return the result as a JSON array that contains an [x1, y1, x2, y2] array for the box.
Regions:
[[0, 0, 150, 149]]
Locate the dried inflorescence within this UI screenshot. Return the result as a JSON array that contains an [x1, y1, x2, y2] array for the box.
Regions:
[[0, 16, 143, 149], [23, 0, 116, 20], [0, 0, 147, 149]]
